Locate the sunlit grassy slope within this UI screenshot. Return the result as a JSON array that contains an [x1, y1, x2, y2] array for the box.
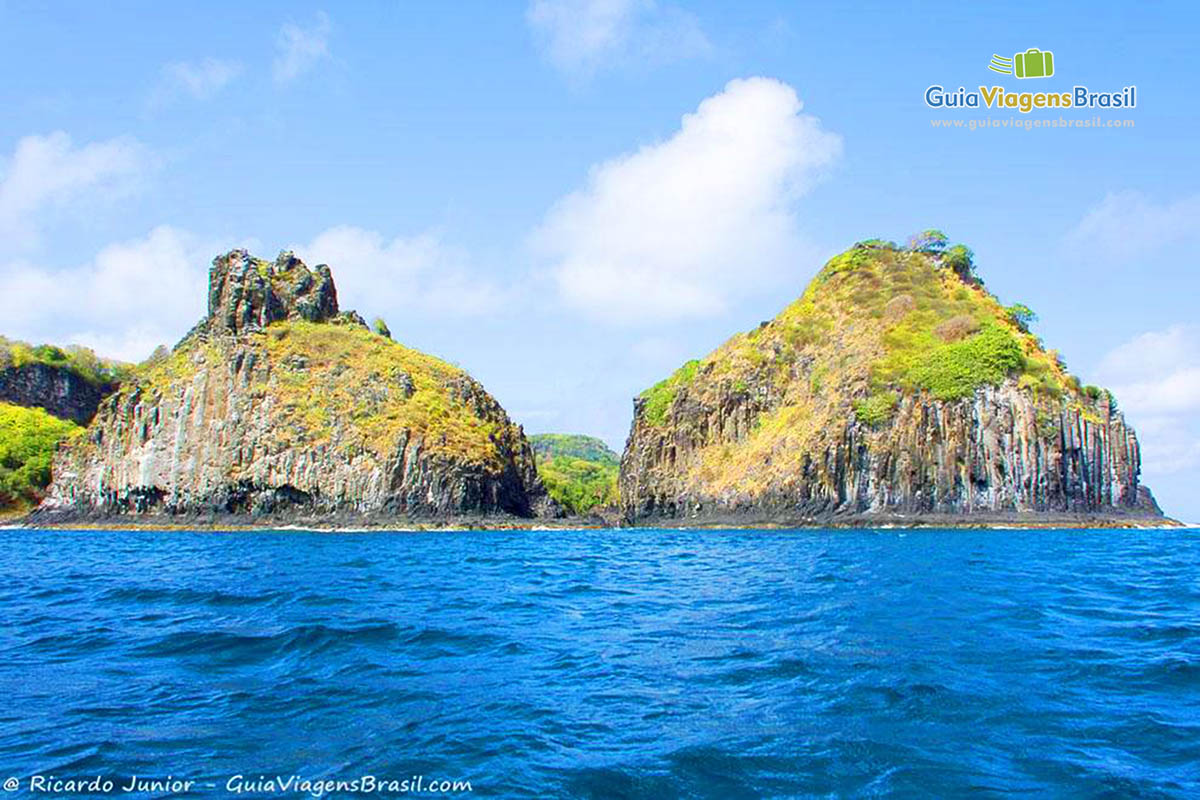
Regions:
[[129, 320, 516, 468]]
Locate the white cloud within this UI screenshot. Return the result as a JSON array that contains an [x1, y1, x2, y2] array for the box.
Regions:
[[154, 58, 242, 103], [273, 12, 331, 84], [293, 225, 508, 324], [1064, 191, 1200, 264], [527, 0, 709, 76], [1124, 415, 1200, 476], [0, 132, 148, 251], [1098, 325, 1200, 415], [0, 221, 505, 363], [1110, 368, 1200, 417], [0, 226, 220, 362], [531, 77, 841, 324], [1097, 324, 1200, 476]]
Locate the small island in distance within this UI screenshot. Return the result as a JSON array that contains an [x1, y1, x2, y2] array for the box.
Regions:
[[0, 232, 1178, 529], [529, 434, 619, 522]]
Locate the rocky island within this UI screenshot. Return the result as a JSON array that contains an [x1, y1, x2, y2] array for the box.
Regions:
[[620, 235, 1171, 527], [31, 250, 554, 525]]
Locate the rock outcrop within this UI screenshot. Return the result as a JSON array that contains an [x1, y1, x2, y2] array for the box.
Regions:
[[38, 250, 553, 523], [620, 240, 1169, 526], [206, 249, 339, 335], [0, 363, 116, 425]]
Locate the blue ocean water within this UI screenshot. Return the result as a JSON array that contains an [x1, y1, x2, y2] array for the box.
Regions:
[[0, 527, 1198, 798]]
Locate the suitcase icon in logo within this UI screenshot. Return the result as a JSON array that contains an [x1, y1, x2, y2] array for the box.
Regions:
[[1014, 48, 1054, 78]]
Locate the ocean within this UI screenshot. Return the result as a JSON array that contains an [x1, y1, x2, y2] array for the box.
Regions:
[[1, 527, 1197, 798]]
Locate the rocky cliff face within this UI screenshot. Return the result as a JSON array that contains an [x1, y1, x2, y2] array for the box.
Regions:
[[620, 241, 1166, 525], [206, 249, 339, 334], [0, 363, 115, 425], [39, 250, 552, 523]]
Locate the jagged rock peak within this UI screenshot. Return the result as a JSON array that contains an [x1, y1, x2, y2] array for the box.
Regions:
[[207, 249, 339, 335]]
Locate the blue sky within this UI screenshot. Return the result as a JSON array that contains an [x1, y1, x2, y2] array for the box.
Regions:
[[2, 1, 1199, 520]]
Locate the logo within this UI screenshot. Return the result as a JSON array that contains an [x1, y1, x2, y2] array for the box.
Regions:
[[923, 46, 1136, 114], [989, 49, 1055, 79]]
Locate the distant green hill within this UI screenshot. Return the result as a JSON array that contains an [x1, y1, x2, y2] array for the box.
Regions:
[[529, 434, 619, 515], [530, 433, 619, 466]]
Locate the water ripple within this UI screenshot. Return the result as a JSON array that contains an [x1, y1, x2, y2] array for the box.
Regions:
[[0, 526, 1197, 797]]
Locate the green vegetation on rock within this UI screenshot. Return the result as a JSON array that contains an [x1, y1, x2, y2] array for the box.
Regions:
[[877, 321, 1026, 401], [261, 320, 501, 460], [530, 433, 618, 465], [128, 320, 512, 465], [800, 238, 1070, 404], [1005, 303, 1038, 332], [0, 402, 81, 511], [945, 245, 977, 282], [0, 336, 131, 385], [638, 235, 1066, 424], [530, 433, 618, 515], [853, 390, 899, 426], [640, 359, 701, 425], [907, 229, 948, 253]]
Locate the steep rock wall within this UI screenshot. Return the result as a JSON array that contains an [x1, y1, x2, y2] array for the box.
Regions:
[[43, 337, 547, 519], [621, 379, 1159, 523]]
